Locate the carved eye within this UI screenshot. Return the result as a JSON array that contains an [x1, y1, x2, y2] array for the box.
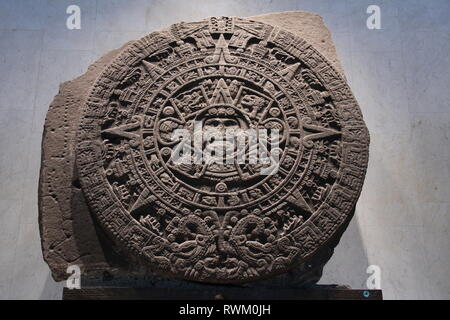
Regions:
[[205, 119, 221, 128], [224, 119, 237, 127]]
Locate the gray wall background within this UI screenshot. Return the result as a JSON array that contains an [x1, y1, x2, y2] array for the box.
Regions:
[[0, 0, 448, 299]]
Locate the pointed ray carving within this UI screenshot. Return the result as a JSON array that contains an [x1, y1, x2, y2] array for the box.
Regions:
[[129, 188, 157, 214], [205, 34, 238, 64], [278, 62, 300, 81], [302, 121, 341, 145], [102, 116, 142, 140], [286, 189, 312, 215], [210, 78, 233, 104], [142, 60, 164, 81]]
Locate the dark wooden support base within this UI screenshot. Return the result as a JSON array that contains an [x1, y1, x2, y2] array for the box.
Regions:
[[63, 286, 382, 300]]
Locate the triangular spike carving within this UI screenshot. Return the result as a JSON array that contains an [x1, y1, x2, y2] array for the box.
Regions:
[[278, 62, 300, 81], [286, 189, 312, 215], [205, 34, 237, 64], [102, 117, 142, 140], [302, 122, 341, 144], [129, 188, 156, 214], [210, 78, 233, 104], [142, 60, 164, 81]]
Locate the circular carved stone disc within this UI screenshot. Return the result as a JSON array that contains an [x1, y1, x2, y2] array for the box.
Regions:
[[77, 17, 369, 283]]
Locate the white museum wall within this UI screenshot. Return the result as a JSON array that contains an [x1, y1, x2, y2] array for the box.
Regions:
[[0, 0, 448, 299]]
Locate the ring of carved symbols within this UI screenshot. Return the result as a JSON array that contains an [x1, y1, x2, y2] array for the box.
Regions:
[[77, 17, 369, 283]]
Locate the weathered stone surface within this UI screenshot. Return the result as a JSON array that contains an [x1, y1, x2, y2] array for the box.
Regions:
[[250, 11, 345, 76], [39, 44, 133, 281], [39, 12, 369, 285]]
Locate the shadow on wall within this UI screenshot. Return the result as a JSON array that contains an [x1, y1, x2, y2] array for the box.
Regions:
[[319, 213, 369, 288], [38, 273, 63, 300]]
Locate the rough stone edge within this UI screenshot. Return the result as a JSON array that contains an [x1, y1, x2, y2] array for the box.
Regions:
[[38, 43, 134, 281], [249, 11, 345, 76]]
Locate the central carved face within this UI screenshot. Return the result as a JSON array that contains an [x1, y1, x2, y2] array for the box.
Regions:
[[203, 117, 240, 158], [154, 76, 287, 187], [204, 117, 240, 132], [196, 105, 250, 175], [200, 105, 247, 151]]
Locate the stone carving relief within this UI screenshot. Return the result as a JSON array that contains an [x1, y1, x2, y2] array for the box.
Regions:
[[42, 15, 369, 284]]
